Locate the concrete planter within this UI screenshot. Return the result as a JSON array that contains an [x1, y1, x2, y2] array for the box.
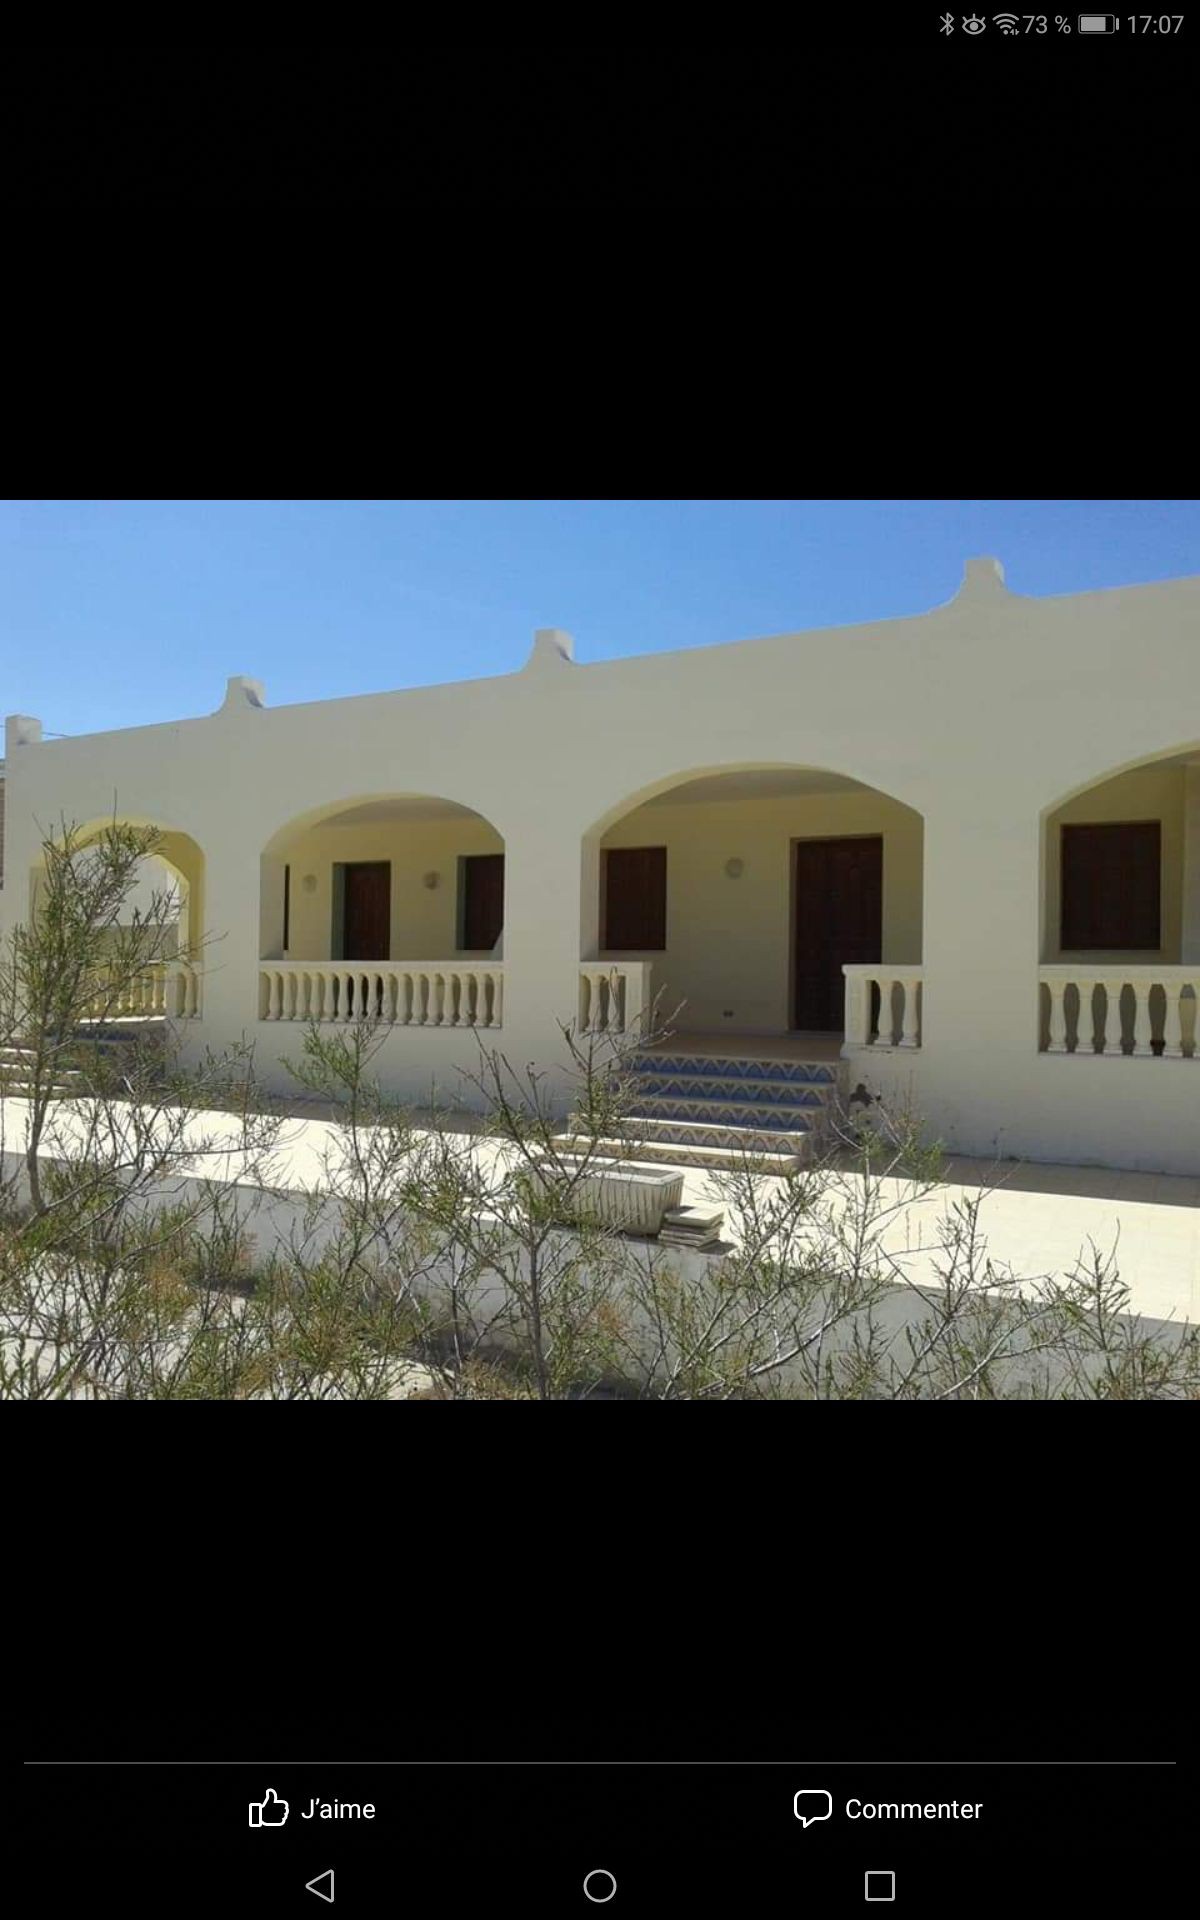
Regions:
[[528, 1159, 685, 1235]]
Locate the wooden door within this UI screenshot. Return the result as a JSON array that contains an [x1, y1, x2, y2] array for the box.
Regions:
[[342, 862, 391, 960], [793, 836, 883, 1031], [461, 853, 505, 950], [603, 846, 667, 950]]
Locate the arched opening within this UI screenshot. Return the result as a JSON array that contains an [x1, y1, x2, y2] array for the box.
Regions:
[[259, 793, 507, 1027], [581, 765, 924, 1051], [27, 819, 205, 1019], [1038, 745, 1199, 1057]]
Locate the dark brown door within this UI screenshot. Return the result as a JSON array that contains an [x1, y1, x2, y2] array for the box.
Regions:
[[793, 836, 883, 1031], [1060, 821, 1160, 950], [342, 862, 391, 960], [603, 846, 667, 950], [461, 853, 505, 949]]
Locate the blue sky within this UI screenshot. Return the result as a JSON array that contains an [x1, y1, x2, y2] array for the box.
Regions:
[[2, 500, 1196, 738]]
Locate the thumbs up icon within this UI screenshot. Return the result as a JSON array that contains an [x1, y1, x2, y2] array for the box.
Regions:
[[249, 1788, 290, 1827]]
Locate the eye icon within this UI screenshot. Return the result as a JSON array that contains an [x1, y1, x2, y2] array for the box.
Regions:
[[963, 12, 987, 28]]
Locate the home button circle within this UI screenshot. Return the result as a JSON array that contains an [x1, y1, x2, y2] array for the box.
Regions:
[[583, 1867, 618, 1902]]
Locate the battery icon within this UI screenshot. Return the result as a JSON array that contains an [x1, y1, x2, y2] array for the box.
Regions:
[[1078, 13, 1118, 27]]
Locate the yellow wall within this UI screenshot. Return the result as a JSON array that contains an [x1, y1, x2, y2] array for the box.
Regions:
[[1043, 765, 1186, 962], [598, 790, 923, 1033], [271, 817, 504, 961]]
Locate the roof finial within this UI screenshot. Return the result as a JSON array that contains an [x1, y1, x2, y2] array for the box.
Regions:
[[524, 628, 576, 670], [958, 555, 1008, 598]]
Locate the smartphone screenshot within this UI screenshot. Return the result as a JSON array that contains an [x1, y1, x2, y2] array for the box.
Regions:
[[24, 1740, 1177, 1914]]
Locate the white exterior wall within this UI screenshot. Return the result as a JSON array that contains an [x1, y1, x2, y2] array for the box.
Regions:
[[2, 566, 1198, 1174]]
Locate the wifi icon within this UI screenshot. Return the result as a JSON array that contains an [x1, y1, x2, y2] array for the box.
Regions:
[[993, 11, 1020, 27]]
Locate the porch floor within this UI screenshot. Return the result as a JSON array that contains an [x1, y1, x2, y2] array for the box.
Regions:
[[641, 1030, 844, 1063]]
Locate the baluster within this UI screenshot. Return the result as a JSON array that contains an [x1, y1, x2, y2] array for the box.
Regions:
[[493, 971, 504, 1027], [899, 978, 920, 1047], [1100, 978, 1122, 1055], [1073, 979, 1094, 1054], [1045, 978, 1067, 1053], [874, 975, 893, 1046], [613, 971, 627, 1034], [453, 971, 469, 1026], [851, 973, 869, 1046], [268, 971, 282, 1021], [1161, 981, 1183, 1058], [1130, 980, 1152, 1057]]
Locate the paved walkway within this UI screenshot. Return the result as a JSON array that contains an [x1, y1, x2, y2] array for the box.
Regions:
[[3, 1096, 1196, 1326], [680, 1154, 1199, 1327]]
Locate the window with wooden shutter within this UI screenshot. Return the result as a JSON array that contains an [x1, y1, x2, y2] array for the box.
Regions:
[[1060, 821, 1161, 951], [603, 846, 667, 951], [460, 853, 505, 950]]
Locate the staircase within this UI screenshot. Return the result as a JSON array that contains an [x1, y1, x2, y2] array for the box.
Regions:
[[0, 1044, 86, 1099], [554, 1047, 844, 1173], [0, 1020, 169, 1101]]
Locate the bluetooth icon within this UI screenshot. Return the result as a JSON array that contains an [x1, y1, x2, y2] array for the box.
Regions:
[[939, 10, 955, 28]]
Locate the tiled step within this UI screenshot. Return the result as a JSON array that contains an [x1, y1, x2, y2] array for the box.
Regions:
[[552, 1133, 806, 1174], [623, 1051, 838, 1086], [627, 1084, 832, 1115], [621, 1115, 814, 1154]]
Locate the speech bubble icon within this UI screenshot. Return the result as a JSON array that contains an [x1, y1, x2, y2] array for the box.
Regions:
[[794, 1790, 833, 1827]]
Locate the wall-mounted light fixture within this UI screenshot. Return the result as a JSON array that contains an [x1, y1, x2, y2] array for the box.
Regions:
[[422, 871, 441, 890], [724, 858, 745, 879]]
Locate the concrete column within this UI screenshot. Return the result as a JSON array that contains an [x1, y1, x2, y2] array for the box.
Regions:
[[491, 811, 596, 1107], [917, 805, 1043, 1154], [1182, 764, 1200, 964], [0, 716, 44, 945], [186, 835, 264, 1052]]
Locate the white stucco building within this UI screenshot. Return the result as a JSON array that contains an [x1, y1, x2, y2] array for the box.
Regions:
[[2, 556, 1197, 1176]]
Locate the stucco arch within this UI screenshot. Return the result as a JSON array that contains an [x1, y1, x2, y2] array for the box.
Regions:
[[580, 760, 925, 1038], [260, 789, 508, 859], [27, 815, 205, 958], [260, 790, 507, 964], [1038, 739, 1200, 822], [1038, 742, 1200, 966], [581, 758, 927, 844]]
